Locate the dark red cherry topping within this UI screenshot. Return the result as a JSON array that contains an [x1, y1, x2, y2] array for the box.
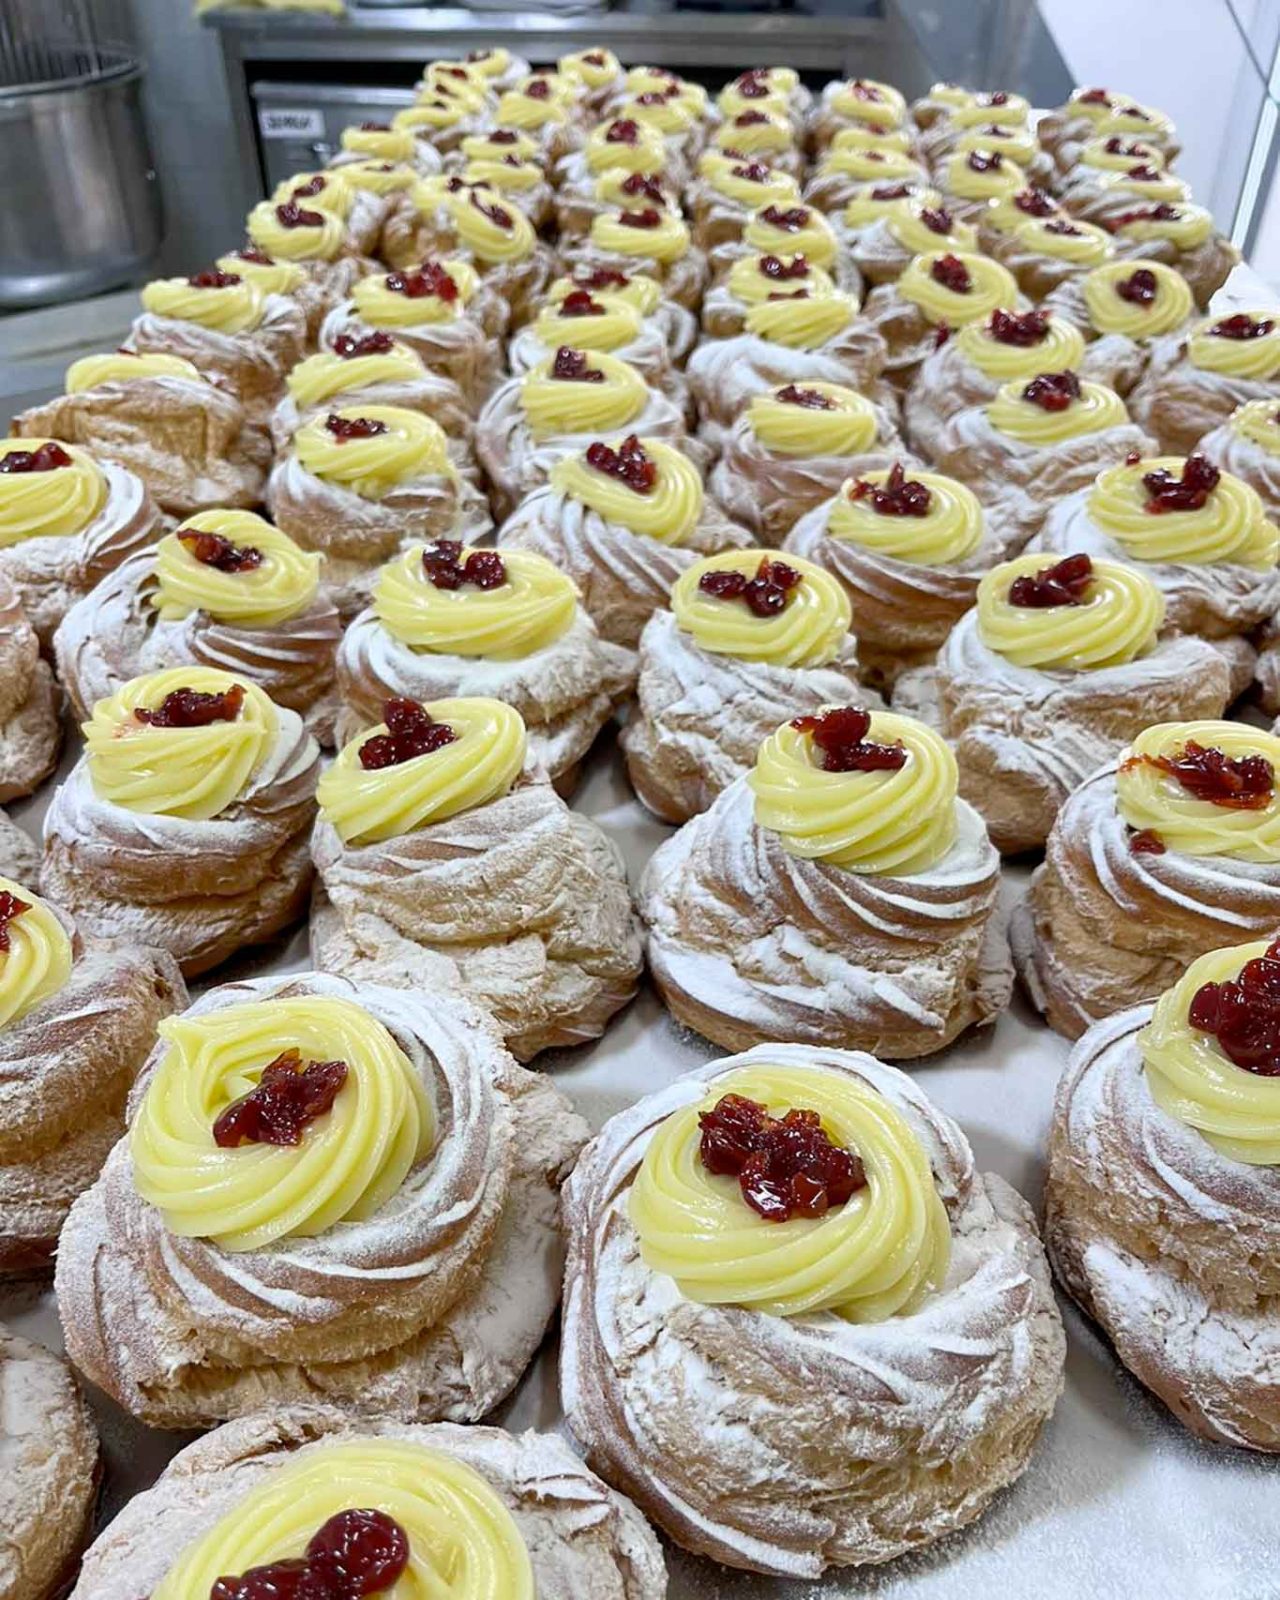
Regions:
[[488, 129, 520, 146], [289, 175, 329, 199], [730, 161, 774, 182], [135, 683, 245, 729], [551, 346, 604, 382], [188, 268, 243, 290], [1129, 828, 1166, 856], [617, 207, 663, 229], [324, 413, 389, 441], [988, 308, 1050, 346], [870, 182, 912, 200], [1142, 453, 1219, 513], [0, 891, 31, 954], [359, 697, 458, 770], [1022, 370, 1081, 411], [775, 383, 836, 409], [1008, 552, 1093, 608], [212, 1048, 349, 1148], [847, 461, 931, 516], [573, 265, 628, 291], [1188, 938, 1280, 1075], [585, 433, 657, 492], [791, 705, 908, 773], [985, 90, 1010, 106], [1078, 87, 1113, 105], [966, 150, 1004, 173], [604, 118, 640, 144], [1103, 136, 1147, 156], [469, 189, 513, 228], [919, 206, 956, 234], [178, 529, 264, 574], [1125, 740, 1275, 810], [734, 71, 771, 99], [385, 261, 458, 301], [0, 441, 73, 474], [734, 109, 770, 127], [233, 247, 275, 266], [620, 172, 667, 204], [848, 80, 883, 102], [559, 289, 607, 317], [360, 120, 391, 132], [1124, 162, 1163, 181], [1044, 218, 1083, 236], [930, 252, 971, 292], [524, 78, 551, 100], [275, 201, 325, 229], [1107, 201, 1182, 231], [332, 330, 396, 359], [583, 50, 608, 66], [698, 1092, 866, 1222], [210, 1508, 409, 1600], [1211, 313, 1276, 340], [1115, 267, 1159, 305], [635, 90, 675, 106], [420, 539, 506, 590], [759, 253, 809, 281], [760, 205, 810, 231], [1012, 186, 1058, 217], [698, 555, 802, 618]]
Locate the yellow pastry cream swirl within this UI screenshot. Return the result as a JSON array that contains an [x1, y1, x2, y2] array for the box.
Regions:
[[1116, 720, 1280, 863], [463, 158, 543, 193], [1188, 310, 1280, 380], [560, 46, 620, 88], [1230, 398, 1280, 454], [741, 205, 839, 269], [294, 406, 455, 498], [887, 204, 977, 256], [375, 544, 578, 659], [494, 87, 569, 131], [842, 182, 942, 229], [65, 351, 205, 392], [443, 185, 536, 264], [1013, 216, 1112, 264], [941, 150, 1024, 200], [749, 708, 959, 873], [460, 130, 539, 165], [829, 78, 906, 129], [744, 292, 855, 350], [520, 349, 648, 440], [352, 259, 480, 327], [712, 109, 794, 157], [287, 341, 427, 409], [975, 552, 1164, 670], [1086, 455, 1280, 566], [589, 207, 691, 265], [152, 1439, 534, 1600], [530, 292, 642, 353], [818, 147, 925, 187], [340, 122, 417, 161], [0, 438, 107, 546], [584, 120, 667, 175], [217, 250, 307, 297], [747, 382, 879, 457], [670, 549, 851, 669], [152, 511, 322, 627], [950, 90, 1030, 128], [698, 156, 800, 209], [0, 878, 72, 1032], [394, 100, 468, 135], [317, 696, 527, 846], [629, 1062, 952, 1322], [1076, 135, 1166, 173], [618, 90, 698, 137], [246, 200, 345, 263], [1139, 941, 1280, 1165], [130, 995, 433, 1252], [547, 271, 662, 318], [726, 252, 836, 308], [826, 467, 985, 565], [1081, 260, 1194, 338], [953, 312, 1086, 380], [550, 436, 702, 543], [986, 374, 1128, 444], [895, 250, 1019, 327], [272, 170, 353, 218], [1111, 202, 1213, 250], [84, 666, 279, 822], [953, 125, 1039, 165], [140, 274, 264, 334], [830, 124, 914, 155]]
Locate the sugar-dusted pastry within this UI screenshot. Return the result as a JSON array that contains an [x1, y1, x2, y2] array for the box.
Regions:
[[553, 116, 674, 214], [476, 348, 693, 521], [1053, 130, 1169, 194], [319, 257, 506, 410], [43, 667, 319, 977], [2, 1330, 99, 1598], [706, 200, 857, 294], [211, 243, 343, 345], [393, 88, 490, 158], [610, 84, 706, 171], [929, 117, 1053, 185], [329, 116, 443, 179], [1201, 399, 1280, 526], [1102, 200, 1237, 306], [457, 44, 530, 92], [0, 807, 37, 880], [1128, 309, 1280, 454], [810, 76, 909, 153], [783, 463, 1000, 684], [268, 404, 490, 617], [717, 64, 811, 123], [311, 699, 642, 1058], [803, 142, 931, 217], [1041, 260, 1197, 395], [559, 44, 625, 109], [549, 262, 699, 363], [984, 213, 1115, 298], [622, 549, 871, 822], [687, 292, 887, 449], [268, 167, 386, 257], [1013, 719, 1280, 1036], [837, 196, 978, 287], [70, 1407, 665, 1600], [561, 202, 708, 312], [709, 379, 903, 544], [973, 179, 1069, 249], [904, 307, 1087, 462], [894, 552, 1236, 853], [642, 705, 1011, 1056], [1046, 942, 1280, 1450], [933, 370, 1155, 550], [687, 151, 803, 250], [861, 248, 1023, 388], [133, 267, 306, 424], [271, 328, 473, 452], [496, 434, 749, 647], [56, 971, 590, 1429], [562, 1045, 1064, 1574], [1065, 161, 1193, 231], [912, 86, 1032, 149], [335, 541, 633, 787], [1039, 88, 1179, 164], [705, 106, 802, 178], [1035, 452, 1280, 663], [0, 436, 165, 644], [243, 197, 369, 326], [699, 249, 842, 341], [936, 149, 1027, 223], [491, 75, 577, 166], [11, 349, 268, 519], [53, 510, 341, 742], [507, 284, 689, 413], [417, 56, 499, 112], [0, 575, 60, 804], [553, 165, 682, 245]]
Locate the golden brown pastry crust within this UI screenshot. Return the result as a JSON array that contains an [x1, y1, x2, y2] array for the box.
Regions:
[[1128, 332, 1280, 455], [318, 289, 508, 412], [0, 576, 61, 806]]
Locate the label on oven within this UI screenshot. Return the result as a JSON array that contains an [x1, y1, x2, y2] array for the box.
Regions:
[[259, 108, 327, 140]]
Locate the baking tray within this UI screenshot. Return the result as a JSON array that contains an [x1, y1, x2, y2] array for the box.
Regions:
[[3, 718, 1276, 1600]]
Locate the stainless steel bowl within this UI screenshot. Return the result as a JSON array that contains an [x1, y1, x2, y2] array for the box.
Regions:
[[0, 51, 162, 309]]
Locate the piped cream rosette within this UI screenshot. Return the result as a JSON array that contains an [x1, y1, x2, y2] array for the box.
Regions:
[[374, 544, 578, 660], [1114, 721, 1280, 863], [743, 292, 856, 351], [442, 184, 538, 265], [1187, 312, 1280, 380], [546, 270, 663, 319], [272, 170, 353, 219], [588, 207, 692, 266], [581, 120, 668, 175], [0, 438, 107, 546], [697, 153, 800, 210], [825, 468, 984, 565], [986, 376, 1128, 444], [724, 252, 837, 309], [64, 350, 206, 393], [153, 511, 323, 628], [284, 340, 428, 411], [841, 181, 943, 230], [140, 274, 265, 335], [1228, 398, 1280, 455], [549, 437, 702, 544], [827, 77, 907, 130], [1080, 259, 1194, 339], [814, 145, 927, 189], [247, 201, 346, 263], [131, 994, 431, 1256], [952, 125, 1039, 167], [670, 550, 851, 669], [520, 350, 649, 441], [317, 696, 527, 845], [951, 313, 1086, 382], [294, 406, 457, 500], [741, 205, 840, 270], [940, 151, 1024, 202], [746, 381, 881, 457], [749, 709, 958, 874], [83, 666, 278, 822], [1011, 215, 1112, 267], [529, 292, 644, 353], [352, 259, 481, 326], [1086, 455, 1280, 566], [895, 250, 1019, 326], [216, 250, 307, 298], [885, 203, 977, 258], [628, 1061, 950, 1321], [0, 877, 72, 1031], [151, 1439, 534, 1600], [975, 553, 1164, 671]]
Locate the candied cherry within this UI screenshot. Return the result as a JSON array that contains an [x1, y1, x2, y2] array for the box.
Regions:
[[620, 172, 667, 204], [988, 308, 1050, 346], [178, 529, 264, 574], [332, 330, 395, 359], [385, 261, 458, 301], [617, 206, 663, 229], [210, 1508, 409, 1600], [1043, 218, 1083, 236], [1142, 453, 1219, 512], [1124, 162, 1162, 181], [697, 555, 802, 618], [775, 383, 836, 409], [1126, 739, 1274, 810], [275, 200, 325, 229], [420, 539, 507, 590], [1129, 828, 1166, 855], [233, 247, 274, 266], [604, 118, 640, 144], [849, 80, 883, 102], [966, 150, 1004, 173], [1188, 937, 1280, 1075], [551, 346, 604, 382], [698, 1092, 866, 1222], [469, 190, 513, 228], [488, 129, 519, 146], [1078, 87, 1113, 106], [730, 161, 774, 182], [734, 71, 770, 99], [791, 705, 908, 773], [919, 206, 955, 234], [188, 268, 243, 290], [359, 120, 391, 132], [558, 289, 607, 317], [359, 698, 458, 770], [0, 891, 31, 954], [289, 175, 328, 199], [930, 252, 971, 292], [1013, 187, 1058, 217], [212, 1048, 349, 1148], [585, 433, 657, 492], [574, 265, 627, 291], [760, 204, 810, 231], [0, 441, 73, 474], [1211, 312, 1276, 340], [1108, 201, 1182, 231], [847, 461, 932, 516], [759, 253, 809, 281], [870, 182, 912, 201], [324, 413, 389, 441], [524, 78, 551, 100], [1022, 370, 1081, 411], [135, 684, 245, 729], [735, 109, 770, 126], [1008, 552, 1093, 607], [1115, 267, 1158, 305]]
